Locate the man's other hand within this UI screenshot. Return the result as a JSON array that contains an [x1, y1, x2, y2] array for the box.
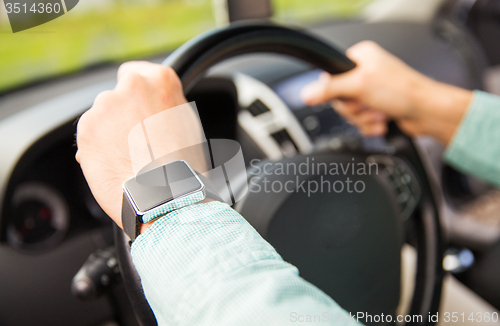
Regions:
[[301, 41, 472, 144]]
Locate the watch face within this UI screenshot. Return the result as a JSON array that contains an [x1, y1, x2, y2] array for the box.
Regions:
[[124, 160, 203, 213]]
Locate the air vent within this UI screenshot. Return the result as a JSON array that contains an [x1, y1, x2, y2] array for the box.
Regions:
[[247, 99, 270, 116]]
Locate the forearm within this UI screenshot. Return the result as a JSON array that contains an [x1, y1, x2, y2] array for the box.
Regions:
[[131, 202, 360, 326]]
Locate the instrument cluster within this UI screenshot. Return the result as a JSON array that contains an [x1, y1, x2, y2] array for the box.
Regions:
[[1, 124, 110, 252]]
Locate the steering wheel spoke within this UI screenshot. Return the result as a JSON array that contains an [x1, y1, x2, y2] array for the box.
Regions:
[[233, 72, 314, 160]]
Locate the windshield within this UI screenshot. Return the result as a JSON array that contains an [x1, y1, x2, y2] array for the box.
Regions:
[[0, 0, 370, 93]]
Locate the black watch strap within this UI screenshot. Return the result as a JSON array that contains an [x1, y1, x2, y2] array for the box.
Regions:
[[121, 173, 223, 241], [122, 193, 141, 241]]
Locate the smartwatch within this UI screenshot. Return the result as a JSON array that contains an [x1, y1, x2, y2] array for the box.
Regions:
[[121, 160, 215, 241]]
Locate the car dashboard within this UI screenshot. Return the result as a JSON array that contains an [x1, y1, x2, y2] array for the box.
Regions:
[[0, 20, 497, 326]]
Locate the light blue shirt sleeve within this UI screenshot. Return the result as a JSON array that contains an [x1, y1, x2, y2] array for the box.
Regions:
[[444, 90, 500, 188], [130, 201, 361, 325]]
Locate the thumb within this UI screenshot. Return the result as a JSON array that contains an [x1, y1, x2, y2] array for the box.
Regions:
[[301, 71, 360, 106]]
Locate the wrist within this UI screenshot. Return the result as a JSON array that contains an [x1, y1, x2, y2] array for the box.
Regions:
[[140, 221, 154, 234], [410, 77, 473, 144]]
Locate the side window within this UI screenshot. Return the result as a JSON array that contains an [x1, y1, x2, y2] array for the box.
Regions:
[[0, 0, 216, 92]]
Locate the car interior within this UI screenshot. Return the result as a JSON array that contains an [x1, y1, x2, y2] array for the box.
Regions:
[[0, 0, 499, 325]]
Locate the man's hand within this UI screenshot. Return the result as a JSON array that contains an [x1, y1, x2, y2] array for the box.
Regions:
[[76, 61, 203, 230], [301, 41, 473, 144]]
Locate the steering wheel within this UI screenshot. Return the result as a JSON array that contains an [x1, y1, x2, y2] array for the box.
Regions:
[[114, 22, 444, 326]]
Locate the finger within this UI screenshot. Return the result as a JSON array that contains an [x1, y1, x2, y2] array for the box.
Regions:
[[345, 41, 382, 62], [332, 99, 366, 117], [118, 61, 178, 83], [350, 110, 388, 126], [301, 71, 361, 106], [117, 61, 157, 80], [345, 110, 387, 135], [301, 41, 392, 106], [116, 62, 182, 99], [358, 121, 388, 137], [347, 40, 402, 68]]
